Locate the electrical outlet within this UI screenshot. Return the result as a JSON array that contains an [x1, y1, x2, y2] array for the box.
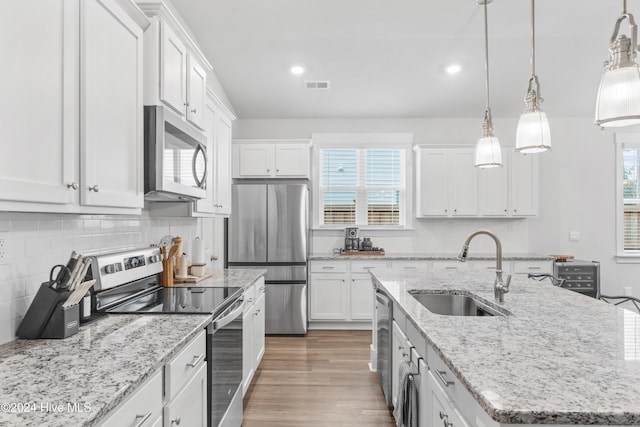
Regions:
[[0, 232, 6, 261]]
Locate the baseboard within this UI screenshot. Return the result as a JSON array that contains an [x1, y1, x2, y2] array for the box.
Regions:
[[308, 321, 372, 330]]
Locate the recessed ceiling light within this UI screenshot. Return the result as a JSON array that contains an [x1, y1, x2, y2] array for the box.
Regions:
[[291, 66, 305, 75], [446, 64, 462, 74]]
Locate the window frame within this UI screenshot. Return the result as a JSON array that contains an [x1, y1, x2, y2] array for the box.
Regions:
[[615, 134, 640, 263], [311, 133, 413, 230]]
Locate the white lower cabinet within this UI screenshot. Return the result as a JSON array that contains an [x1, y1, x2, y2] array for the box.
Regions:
[[163, 362, 207, 427], [97, 369, 163, 427], [243, 278, 266, 396], [98, 330, 207, 427], [391, 320, 410, 408]]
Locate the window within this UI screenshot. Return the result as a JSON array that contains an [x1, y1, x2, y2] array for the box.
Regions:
[[616, 135, 640, 260], [319, 147, 406, 227]]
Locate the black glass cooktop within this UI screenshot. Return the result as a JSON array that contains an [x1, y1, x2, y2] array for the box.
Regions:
[[105, 286, 243, 316]]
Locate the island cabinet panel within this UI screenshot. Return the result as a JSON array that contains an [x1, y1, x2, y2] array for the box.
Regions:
[[309, 274, 348, 320]]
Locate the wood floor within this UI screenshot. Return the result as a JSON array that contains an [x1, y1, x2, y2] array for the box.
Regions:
[[243, 330, 395, 426]]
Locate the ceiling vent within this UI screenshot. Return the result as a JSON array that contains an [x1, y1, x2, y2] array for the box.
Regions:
[[305, 81, 330, 90]]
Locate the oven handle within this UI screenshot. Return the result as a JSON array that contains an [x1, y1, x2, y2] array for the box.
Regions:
[[212, 297, 244, 331]]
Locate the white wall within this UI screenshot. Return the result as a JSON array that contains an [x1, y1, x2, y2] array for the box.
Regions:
[[236, 117, 640, 296], [0, 211, 224, 345]]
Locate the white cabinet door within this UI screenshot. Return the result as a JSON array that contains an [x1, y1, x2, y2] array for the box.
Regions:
[[450, 149, 477, 216], [350, 274, 374, 320], [391, 321, 409, 408], [0, 0, 78, 206], [80, 0, 143, 209], [214, 112, 233, 216], [236, 144, 274, 177], [163, 362, 207, 427], [477, 157, 509, 216], [186, 54, 206, 130], [275, 144, 309, 177], [309, 275, 348, 320], [416, 149, 449, 216], [160, 21, 187, 116], [510, 153, 538, 216], [253, 290, 266, 368]]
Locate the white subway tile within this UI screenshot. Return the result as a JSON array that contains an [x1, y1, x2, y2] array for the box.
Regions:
[[84, 219, 101, 234], [72, 235, 93, 252], [63, 219, 84, 236], [9, 238, 25, 260], [25, 238, 51, 258], [10, 220, 39, 238], [51, 236, 74, 256], [0, 264, 12, 282], [0, 278, 26, 301], [0, 320, 16, 345], [100, 220, 116, 232], [39, 220, 63, 237]]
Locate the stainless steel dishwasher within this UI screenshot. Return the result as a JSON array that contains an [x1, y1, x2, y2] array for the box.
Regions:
[[375, 287, 393, 408]]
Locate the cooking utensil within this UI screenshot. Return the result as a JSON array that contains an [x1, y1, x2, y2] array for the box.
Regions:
[[49, 264, 71, 289], [63, 280, 96, 308], [167, 244, 179, 260], [70, 259, 92, 291], [55, 251, 79, 289]]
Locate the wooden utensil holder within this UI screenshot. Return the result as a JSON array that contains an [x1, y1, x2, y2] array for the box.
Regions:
[[161, 258, 174, 287]]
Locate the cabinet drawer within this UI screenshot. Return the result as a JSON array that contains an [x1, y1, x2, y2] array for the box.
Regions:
[[350, 260, 388, 273], [432, 261, 469, 270], [165, 330, 207, 401], [427, 345, 465, 405], [98, 369, 163, 427], [391, 261, 427, 271], [512, 260, 552, 274], [428, 370, 471, 427], [164, 361, 208, 427], [309, 261, 348, 273]]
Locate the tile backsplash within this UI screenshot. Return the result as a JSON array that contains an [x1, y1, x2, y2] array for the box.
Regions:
[[0, 211, 206, 345]]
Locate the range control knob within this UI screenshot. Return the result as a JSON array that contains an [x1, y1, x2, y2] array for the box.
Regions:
[[105, 264, 116, 274], [114, 263, 123, 272], [150, 254, 162, 263]]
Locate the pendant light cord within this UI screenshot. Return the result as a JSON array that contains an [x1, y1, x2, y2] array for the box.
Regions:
[[483, 0, 491, 111], [530, 0, 536, 77]]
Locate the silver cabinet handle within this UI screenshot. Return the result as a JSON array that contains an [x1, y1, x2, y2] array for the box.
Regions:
[[403, 266, 417, 270], [445, 266, 457, 270], [211, 255, 218, 261], [434, 369, 454, 387], [171, 417, 181, 425], [88, 185, 99, 192], [528, 266, 541, 270], [190, 108, 197, 113], [67, 182, 78, 190], [134, 412, 152, 427], [186, 354, 204, 368], [439, 412, 452, 427]]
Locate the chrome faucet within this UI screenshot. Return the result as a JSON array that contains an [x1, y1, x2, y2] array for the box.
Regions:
[[457, 230, 511, 303]]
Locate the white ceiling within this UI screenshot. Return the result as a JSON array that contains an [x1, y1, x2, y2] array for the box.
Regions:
[[170, 0, 623, 120]]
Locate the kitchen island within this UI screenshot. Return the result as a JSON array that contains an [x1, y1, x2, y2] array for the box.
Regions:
[[371, 268, 640, 426], [0, 268, 265, 427]]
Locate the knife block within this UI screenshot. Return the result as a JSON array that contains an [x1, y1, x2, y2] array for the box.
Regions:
[[16, 282, 79, 339]]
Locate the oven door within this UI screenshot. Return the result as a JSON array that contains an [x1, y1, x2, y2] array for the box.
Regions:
[[207, 297, 244, 427]]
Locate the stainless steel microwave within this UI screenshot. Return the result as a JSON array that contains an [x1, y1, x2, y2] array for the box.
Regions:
[[144, 105, 207, 200]]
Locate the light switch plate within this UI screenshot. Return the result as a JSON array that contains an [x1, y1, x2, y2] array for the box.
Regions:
[[0, 232, 6, 261], [569, 231, 580, 241]]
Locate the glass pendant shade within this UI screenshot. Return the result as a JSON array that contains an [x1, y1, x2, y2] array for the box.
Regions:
[[475, 135, 502, 168], [595, 65, 640, 127], [516, 110, 551, 153]]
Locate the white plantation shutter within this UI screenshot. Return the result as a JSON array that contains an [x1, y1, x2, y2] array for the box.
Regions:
[[320, 147, 405, 226], [623, 148, 640, 250]]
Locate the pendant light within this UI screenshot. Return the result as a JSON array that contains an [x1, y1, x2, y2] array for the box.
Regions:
[[595, 0, 640, 128], [515, 0, 551, 153], [475, 0, 502, 168]]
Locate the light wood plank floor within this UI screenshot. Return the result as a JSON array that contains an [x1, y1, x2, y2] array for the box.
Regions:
[[243, 330, 395, 427]]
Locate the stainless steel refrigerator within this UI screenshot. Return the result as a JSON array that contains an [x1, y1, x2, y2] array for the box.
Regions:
[[227, 184, 308, 334]]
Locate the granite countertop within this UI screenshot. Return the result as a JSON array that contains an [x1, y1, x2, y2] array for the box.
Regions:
[[309, 252, 554, 261], [171, 267, 266, 288], [0, 314, 210, 426], [0, 268, 265, 426], [371, 269, 640, 425]]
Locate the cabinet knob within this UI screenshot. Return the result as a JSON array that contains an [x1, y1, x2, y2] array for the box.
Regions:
[[276, 169, 280, 172], [514, 209, 518, 213], [191, 108, 197, 113], [67, 182, 78, 190], [88, 185, 99, 192], [454, 209, 457, 213], [171, 417, 181, 425], [504, 209, 507, 212], [211, 255, 219, 261], [266, 169, 270, 173], [444, 209, 448, 213]]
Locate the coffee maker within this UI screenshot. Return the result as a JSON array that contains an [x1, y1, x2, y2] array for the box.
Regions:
[[344, 227, 360, 251]]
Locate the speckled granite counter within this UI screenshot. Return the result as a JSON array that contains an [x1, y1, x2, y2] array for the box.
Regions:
[[309, 252, 554, 261], [171, 267, 266, 288], [0, 268, 265, 426], [0, 314, 210, 426], [371, 269, 640, 425]]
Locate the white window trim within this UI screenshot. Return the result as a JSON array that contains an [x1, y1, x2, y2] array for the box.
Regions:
[[311, 133, 413, 230], [615, 133, 640, 263]]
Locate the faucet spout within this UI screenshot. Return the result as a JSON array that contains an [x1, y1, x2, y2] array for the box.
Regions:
[[457, 229, 510, 303]]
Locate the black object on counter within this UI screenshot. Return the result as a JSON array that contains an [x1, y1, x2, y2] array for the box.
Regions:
[[16, 283, 79, 339]]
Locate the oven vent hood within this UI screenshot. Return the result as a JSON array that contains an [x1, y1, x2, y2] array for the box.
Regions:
[[144, 106, 208, 201]]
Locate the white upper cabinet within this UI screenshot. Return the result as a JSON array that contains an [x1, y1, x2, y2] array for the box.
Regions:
[[0, 0, 148, 214], [477, 150, 538, 217], [137, 1, 211, 130], [232, 140, 311, 179], [415, 147, 477, 217], [159, 21, 187, 115], [416, 146, 538, 218]]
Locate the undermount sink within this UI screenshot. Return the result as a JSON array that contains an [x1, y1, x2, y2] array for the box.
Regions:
[[409, 291, 508, 317]]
